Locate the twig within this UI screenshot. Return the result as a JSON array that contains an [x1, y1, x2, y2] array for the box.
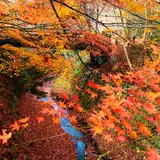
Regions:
[[107, 1, 160, 25], [123, 41, 133, 70], [49, 0, 91, 71], [97, 132, 159, 160], [15, 132, 68, 146], [52, 0, 126, 41]]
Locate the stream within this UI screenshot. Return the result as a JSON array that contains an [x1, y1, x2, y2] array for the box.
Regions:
[[40, 96, 86, 160]]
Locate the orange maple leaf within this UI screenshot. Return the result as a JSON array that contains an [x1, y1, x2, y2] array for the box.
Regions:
[[137, 122, 153, 137], [150, 45, 160, 55], [75, 103, 84, 112], [36, 116, 44, 124], [113, 87, 124, 93], [104, 133, 113, 143], [0, 129, 12, 144], [52, 116, 60, 125], [85, 89, 97, 99], [69, 115, 77, 124], [122, 120, 132, 130], [68, 101, 74, 107], [40, 108, 50, 114], [21, 123, 29, 129], [129, 130, 138, 140], [18, 117, 29, 124], [90, 123, 104, 137], [101, 74, 110, 82], [100, 85, 113, 94], [116, 135, 126, 142], [58, 101, 66, 109], [10, 121, 20, 131]]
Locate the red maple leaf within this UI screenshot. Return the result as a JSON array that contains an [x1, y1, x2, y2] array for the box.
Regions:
[[87, 80, 100, 89], [60, 92, 69, 101], [157, 127, 160, 134], [73, 94, 80, 102], [90, 123, 104, 137], [145, 147, 160, 160]]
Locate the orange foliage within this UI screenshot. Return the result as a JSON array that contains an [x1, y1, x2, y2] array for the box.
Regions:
[[0, 130, 12, 144], [0, 0, 160, 159]]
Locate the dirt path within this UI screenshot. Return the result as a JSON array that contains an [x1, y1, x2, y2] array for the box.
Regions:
[[15, 74, 77, 159], [17, 92, 78, 160], [16, 74, 97, 160]]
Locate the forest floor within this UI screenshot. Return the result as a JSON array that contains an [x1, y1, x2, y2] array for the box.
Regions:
[[14, 75, 142, 159], [0, 73, 142, 160], [0, 43, 147, 160], [0, 75, 97, 160]]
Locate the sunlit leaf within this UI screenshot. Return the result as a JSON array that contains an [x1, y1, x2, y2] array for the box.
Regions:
[[0, 129, 12, 144]]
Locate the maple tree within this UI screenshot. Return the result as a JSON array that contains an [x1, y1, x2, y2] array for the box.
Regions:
[[0, 0, 160, 159]]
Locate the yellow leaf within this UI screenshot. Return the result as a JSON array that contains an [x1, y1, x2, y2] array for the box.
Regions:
[[91, 123, 104, 137]]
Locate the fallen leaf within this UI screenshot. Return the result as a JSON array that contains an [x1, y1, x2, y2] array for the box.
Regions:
[[0, 129, 12, 144], [52, 116, 60, 125], [36, 116, 44, 124], [116, 135, 126, 142], [40, 108, 50, 114], [104, 133, 113, 143], [18, 117, 29, 124], [10, 121, 20, 131], [21, 123, 29, 129]]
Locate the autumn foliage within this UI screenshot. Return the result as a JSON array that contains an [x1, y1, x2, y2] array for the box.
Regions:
[[0, 0, 160, 159]]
